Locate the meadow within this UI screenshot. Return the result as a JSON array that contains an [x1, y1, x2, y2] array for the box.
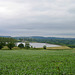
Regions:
[[0, 49, 75, 75]]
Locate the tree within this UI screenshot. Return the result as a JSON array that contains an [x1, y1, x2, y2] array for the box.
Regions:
[[0, 42, 6, 46], [18, 43, 24, 48], [31, 46, 33, 48], [25, 42, 30, 49], [7, 43, 15, 50], [0, 44, 3, 49], [43, 45, 46, 49]]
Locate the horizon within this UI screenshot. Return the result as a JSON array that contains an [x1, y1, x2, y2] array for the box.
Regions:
[[0, 35, 75, 38]]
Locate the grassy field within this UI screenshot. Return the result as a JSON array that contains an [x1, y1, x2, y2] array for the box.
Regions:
[[0, 49, 75, 75], [47, 46, 71, 50]]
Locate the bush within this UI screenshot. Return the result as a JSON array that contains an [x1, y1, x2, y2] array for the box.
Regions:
[[68, 45, 75, 48], [0, 44, 3, 49], [18, 43, 24, 48], [25, 42, 30, 49], [31, 46, 33, 48], [43, 45, 46, 49], [7, 43, 15, 50]]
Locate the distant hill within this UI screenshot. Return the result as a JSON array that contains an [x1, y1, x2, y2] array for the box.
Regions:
[[30, 36, 75, 40], [0, 36, 11, 38], [12, 36, 75, 40], [0, 36, 75, 40]]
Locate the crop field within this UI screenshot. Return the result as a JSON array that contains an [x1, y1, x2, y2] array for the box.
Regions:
[[0, 49, 75, 75]]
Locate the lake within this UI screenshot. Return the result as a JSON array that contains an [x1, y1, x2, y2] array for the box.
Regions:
[[16, 42, 61, 48]]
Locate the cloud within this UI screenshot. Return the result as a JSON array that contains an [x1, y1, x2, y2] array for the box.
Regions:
[[0, 0, 75, 37]]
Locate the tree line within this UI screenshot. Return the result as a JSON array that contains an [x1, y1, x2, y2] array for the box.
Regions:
[[16, 37, 75, 46], [0, 37, 17, 43]]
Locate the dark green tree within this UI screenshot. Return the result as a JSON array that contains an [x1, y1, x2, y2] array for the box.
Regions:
[[18, 43, 24, 48], [43, 45, 46, 49], [31, 46, 33, 48], [25, 42, 30, 49], [0, 44, 3, 49], [0, 42, 6, 46], [7, 43, 15, 50]]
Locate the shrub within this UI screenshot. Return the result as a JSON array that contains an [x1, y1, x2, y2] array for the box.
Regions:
[[43, 45, 46, 49], [25, 42, 30, 49], [18, 43, 24, 48], [68, 45, 75, 48], [31, 46, 33, 48], [0, 44, 3, 49]]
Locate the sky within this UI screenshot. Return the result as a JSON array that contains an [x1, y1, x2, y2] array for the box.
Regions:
[[0, 0, 75, 38]]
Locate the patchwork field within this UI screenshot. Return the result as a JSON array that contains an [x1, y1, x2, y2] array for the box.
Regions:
[[0, 49, 75, 75]]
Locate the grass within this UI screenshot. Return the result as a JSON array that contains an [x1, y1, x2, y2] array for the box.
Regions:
[[0, 49, 75, 75], [47, 46, 71, 50]]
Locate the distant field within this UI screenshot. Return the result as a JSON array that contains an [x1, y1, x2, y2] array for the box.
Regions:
[[47, 46, 71, 50], [0, 49, 75, 75]]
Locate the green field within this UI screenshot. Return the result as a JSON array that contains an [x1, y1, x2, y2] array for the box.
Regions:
[[0, 49, 75, 75]]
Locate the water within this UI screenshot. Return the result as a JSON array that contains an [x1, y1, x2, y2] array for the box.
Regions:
[[16, 42, 60, 48]]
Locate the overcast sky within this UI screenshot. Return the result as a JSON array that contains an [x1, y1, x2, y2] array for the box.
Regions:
[[0, 0, 75, 37]]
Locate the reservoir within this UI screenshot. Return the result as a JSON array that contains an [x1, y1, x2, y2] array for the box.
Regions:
[[16, 42, 60, 48]]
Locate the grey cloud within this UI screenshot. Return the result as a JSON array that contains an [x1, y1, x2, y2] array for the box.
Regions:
[[0, 0, 75, 37], [68, 8, 75, 14]]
